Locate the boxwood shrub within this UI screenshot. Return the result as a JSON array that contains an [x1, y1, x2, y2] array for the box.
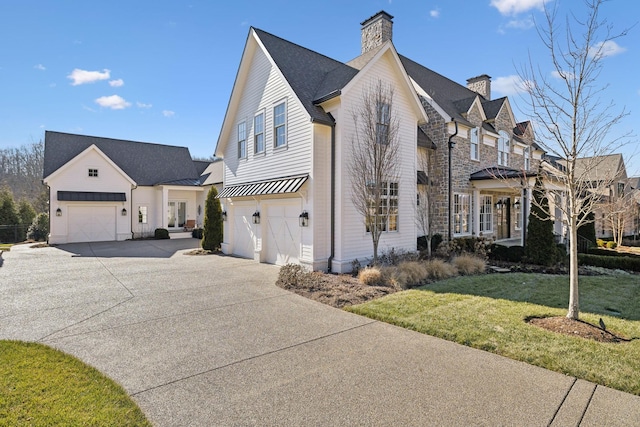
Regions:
[[154, 228, 170, 239], [578, 253, 640, 272]]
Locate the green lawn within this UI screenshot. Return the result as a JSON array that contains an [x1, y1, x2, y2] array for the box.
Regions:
[[346, 272, 640, 395], [0, 340, 151, 426]]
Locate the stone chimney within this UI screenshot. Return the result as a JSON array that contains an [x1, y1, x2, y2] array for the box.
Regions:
[[466, 74, 492, 100], [361, 11, 394, 54]]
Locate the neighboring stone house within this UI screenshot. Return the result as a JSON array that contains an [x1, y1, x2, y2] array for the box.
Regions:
[[214, 11, 546, 272], [43, 131, 222, 244]]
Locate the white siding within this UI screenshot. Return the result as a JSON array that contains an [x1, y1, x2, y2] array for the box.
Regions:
[[223, 45, 312, 186], [331, 51, 419, 271]]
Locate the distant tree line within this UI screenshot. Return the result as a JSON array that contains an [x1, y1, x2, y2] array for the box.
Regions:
[[0, 140, 48, 214]]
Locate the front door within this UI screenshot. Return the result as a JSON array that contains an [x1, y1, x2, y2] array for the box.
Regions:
[[168, 201, 186, 229], [496, 197, 511, 240]]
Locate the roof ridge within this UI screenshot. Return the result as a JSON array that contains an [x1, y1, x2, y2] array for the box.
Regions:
[[45, 130, 190, 151]]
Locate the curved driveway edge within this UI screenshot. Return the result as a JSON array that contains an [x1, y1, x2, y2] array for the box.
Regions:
[[1, 241, 639, 426]]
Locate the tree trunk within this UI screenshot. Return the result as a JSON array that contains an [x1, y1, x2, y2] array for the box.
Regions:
[[567, 216, 580, 319]]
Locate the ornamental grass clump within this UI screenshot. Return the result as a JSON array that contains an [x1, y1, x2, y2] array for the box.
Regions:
[[358, 266, 385, 286], [424, 259, 458, 280], [452, 254, 486, 276], [392, 261, 429, 289]]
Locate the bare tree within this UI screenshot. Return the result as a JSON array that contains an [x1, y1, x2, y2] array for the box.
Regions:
[[606, 184, 635, 246], [416, 144, 436, 256], [0, 139, 47, 212], [519, 0, 632, 319], [350, 80, 400, 264]]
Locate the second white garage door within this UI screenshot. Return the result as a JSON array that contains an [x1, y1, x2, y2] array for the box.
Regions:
[[264, 203, 300, 265], [68, 205, 117, 243]]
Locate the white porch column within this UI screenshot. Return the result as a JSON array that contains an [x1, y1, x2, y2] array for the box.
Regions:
[[161, 186, 169, 229], [472, 189, 480, 236]]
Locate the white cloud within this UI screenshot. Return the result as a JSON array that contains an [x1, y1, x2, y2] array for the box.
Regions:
[[493, 75, 532, 95], [137, 101, 152, 108], [430, 9, 440, 18], [162, 110, 175, 117], [505, 17, 534, 30], [551, 70, 575, 80], [109, 79, 124, 87], [588, 40, 626, 59], [34, 64, 46, 71], [95, 95, 131, 110], [68, 68, 111, 85], [490, 0, 548, 16]]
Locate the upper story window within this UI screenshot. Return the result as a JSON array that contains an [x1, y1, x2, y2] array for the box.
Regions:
[[470, 127, 480, 161], [617, 182, 625, 197], [88, 168, 98, 177], [376, 102, 390, 145], [254, 112, 265, 154], [237, 121, 246, 159], [524, 145, 531, 170], [274, 102, 287, 148], [498, 130, 510, 166]]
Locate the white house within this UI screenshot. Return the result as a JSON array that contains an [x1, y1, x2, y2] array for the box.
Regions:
[[214, 11, 549, 273], [43, 131, 222, 244]]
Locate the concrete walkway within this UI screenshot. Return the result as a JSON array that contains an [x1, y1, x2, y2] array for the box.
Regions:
[[1, 240, 639, 426]]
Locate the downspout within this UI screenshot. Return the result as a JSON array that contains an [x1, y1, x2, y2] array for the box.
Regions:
[[326, 113, 336, 273], [447, 118, 458, 242]]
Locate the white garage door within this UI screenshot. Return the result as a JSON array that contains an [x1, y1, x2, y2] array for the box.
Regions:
[[232, 205, 256, 259], [68, 206, 117, 243], [264, 203, 300, 265]]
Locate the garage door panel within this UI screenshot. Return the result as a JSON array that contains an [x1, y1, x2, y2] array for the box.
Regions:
[[265, 203, 300, 265], [233, 206, 255, 259], [68, 206, 116, 243]]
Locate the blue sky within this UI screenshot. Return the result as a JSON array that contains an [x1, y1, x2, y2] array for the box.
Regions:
[[2, 0, 638, 173]]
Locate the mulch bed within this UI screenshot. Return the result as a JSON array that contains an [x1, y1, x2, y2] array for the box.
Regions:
[[527, 316, 630, 343]]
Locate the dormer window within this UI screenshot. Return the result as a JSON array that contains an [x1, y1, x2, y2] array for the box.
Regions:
[[88, 168, 98, 177], [498, 131, 510, 166]]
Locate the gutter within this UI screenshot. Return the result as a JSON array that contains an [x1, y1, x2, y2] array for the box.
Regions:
[[326, 113, 336, 273], [447, 118, 458, 242]]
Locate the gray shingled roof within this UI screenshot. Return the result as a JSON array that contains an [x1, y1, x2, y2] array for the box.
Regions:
[[253, 28, 357, 125], [482, 97, 506, 120], [44, 131, 201, 186]]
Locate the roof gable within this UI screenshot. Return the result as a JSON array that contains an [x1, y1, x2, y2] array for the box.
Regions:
[[44, 131, 199, 186]]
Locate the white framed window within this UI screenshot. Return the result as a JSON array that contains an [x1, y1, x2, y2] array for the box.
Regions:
[[523, 145, 531, 170], [479, 195, 493, 233], [237, 121, 246, 159], [498, 130, 510, 166], [274, 102, 287, 148], [514, 197, 522, 230], [138, 206, 148, 224], [88, 168, 99, 177], [454, 193, 471, 235], [376, 102, 390, 145], [254, 112, 265, 154], [366, 181, 398, 233], [470, 127, 479, 161]]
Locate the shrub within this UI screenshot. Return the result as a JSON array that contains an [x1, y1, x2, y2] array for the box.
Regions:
[[438, 237, 491, 259], [392, 261, 429, 289], [377, 247, 419, 266], [424, 259, 458, 280], [578, 254, 640, 272], [596, 239, 606, 248], [26, 212, 49, 242], [350, 258, 362, 276], [276, 264, 310, 289], [525, 177, 557, 266], [606, 241, 617, 249], [417, 236, 428, 251], [358, 267, 385, 286], [191, 228, 203, 239], [202, 187, 223, 251], [452, 255, 486, 275], [587, 247, 640, 258], [154, 228, 170, 239]]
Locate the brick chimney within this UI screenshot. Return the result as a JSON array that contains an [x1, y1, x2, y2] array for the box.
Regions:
[[466, 74, 492, 100], [361, 11, 394, 54]]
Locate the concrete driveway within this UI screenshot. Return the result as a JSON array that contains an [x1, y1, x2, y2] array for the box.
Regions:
[[1, 240, 639, 426]]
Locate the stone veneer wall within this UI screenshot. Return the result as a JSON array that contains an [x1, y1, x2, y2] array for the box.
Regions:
[[361, 16, 393, 54]]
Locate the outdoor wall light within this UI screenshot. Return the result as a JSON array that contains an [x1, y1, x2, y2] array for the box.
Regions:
[[513, 199, 521, 208], [221, 210, 227, 221], [121, 208, 128, 216], [495, 200, 503, 208], [299, 210, 309, 227], [252, 211, 260, 224], [197, 205, 202, 216], [56, 207, 62, 217]]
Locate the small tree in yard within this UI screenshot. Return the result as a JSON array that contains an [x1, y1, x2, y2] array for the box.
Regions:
[[525, 177, 557, 266], [350, 80, 400, 265], [415, 145, 437, 256], [202, 186, 223, 251], [519, 0, 632, 319], [0, 187, 20, 242]]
